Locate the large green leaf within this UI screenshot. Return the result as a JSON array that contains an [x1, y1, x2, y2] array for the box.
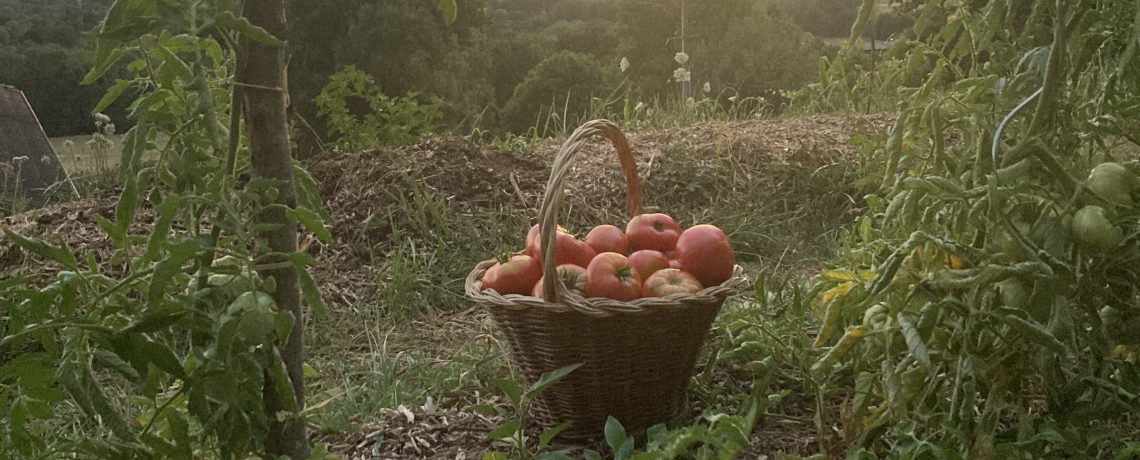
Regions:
[[289, 252, 327, 317], [3, 231, 78, 271], [146, 240, 201, 307], [525, 362, 583, 399]]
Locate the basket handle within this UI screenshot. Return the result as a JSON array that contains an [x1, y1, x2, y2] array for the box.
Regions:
[[538, 120, 643, 303]]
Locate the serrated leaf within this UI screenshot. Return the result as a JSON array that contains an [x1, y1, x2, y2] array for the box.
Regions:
[[996, 313, 1068, 358], [289, 252, 327, 318], [147, 240, 201, 307], [93, 79, 132, 114], [896, 313, 931, 368], [115, 160, 140, 231], [24, 386, 66, 403], [273, 356, 297, 412], [3, 231, 78, 271], [494, 379, 521, 408], [605, 416, 627, 452], [525, 362, 582, 399], [25, 400, 54, 420], [437, 0, 457, 25], [274, 310, 295, 345], [882, 359, 907, 417], [287, 206, 332, 244], [822, 269, 858, 281], [488, 419, 521, 439], [83, 43, 125, 85], [852, 371, 874, 421], [811, 326, 867, 372], [94, 348, 141, 380], [144, 194, 184, 263], [216, 11, 281, 45]]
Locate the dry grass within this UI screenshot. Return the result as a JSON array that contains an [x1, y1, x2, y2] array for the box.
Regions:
[[49, 133, 161, 176]]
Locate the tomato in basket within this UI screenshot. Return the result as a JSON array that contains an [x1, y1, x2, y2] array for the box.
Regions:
[[481, 255, 542, 296]]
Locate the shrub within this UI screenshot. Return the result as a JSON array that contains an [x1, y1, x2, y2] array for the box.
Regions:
[[315, 65, 444, 152], [501, 51, 619, 134]]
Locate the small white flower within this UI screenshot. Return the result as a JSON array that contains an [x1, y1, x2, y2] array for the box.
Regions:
[[729, 95, 738, 103], [620, 57, 630, 73], [634, 101, 645, 111], [673, 67, 691, 82], [94, 113, 111, 123], [702, 82, 711, 93], [674, 52, 689, 65]]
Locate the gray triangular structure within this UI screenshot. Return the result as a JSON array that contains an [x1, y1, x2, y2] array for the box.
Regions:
[[0, 84, 78, 212]]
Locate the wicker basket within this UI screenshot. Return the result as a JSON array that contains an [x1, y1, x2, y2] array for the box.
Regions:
[[465, 120, 748, 440]]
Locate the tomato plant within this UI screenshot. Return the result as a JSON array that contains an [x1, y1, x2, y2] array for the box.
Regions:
[[0, 2, 335, 458], [798, 0, 1140, 456]]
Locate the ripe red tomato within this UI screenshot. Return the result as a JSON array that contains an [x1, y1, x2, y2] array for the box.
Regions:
[[626, 213, 682, 252], [643, 269, 703, 297], [481, 255, 542, 296], [676, 224, 735, 287], [585, 252, 642, 301], [585, 225, 628, 255], [531, 264, 588, 298], [525, 224, 595, 267], [628, 249, 669, 280]]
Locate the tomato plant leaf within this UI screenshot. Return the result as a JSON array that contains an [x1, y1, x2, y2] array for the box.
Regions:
[[147, 240, 201, 307], [144, 194, 184, 263], [494, 379, 521, 408], [538, 421, 571, 450], [3, 231, 79, 271], [605, 416, 627, 453], [488, 419, 521, 440], [93, 79, 132, 114], [216, 11, 281, 45], [289, 252, 327, 318], [83, 42, 125, 85], [896, 313, 931, 368], [287, 206, 332, 244], [525, 362, 583, 399]]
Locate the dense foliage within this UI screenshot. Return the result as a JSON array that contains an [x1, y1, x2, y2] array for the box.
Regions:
[[782, 0, 1140, 456], [0, 0, 332, 458]]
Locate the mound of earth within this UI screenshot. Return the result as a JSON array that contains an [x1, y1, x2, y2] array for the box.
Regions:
[[1, 112, 892, 313]]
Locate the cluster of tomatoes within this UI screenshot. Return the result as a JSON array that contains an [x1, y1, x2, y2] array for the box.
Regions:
[[481, 213, 736, 301]]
